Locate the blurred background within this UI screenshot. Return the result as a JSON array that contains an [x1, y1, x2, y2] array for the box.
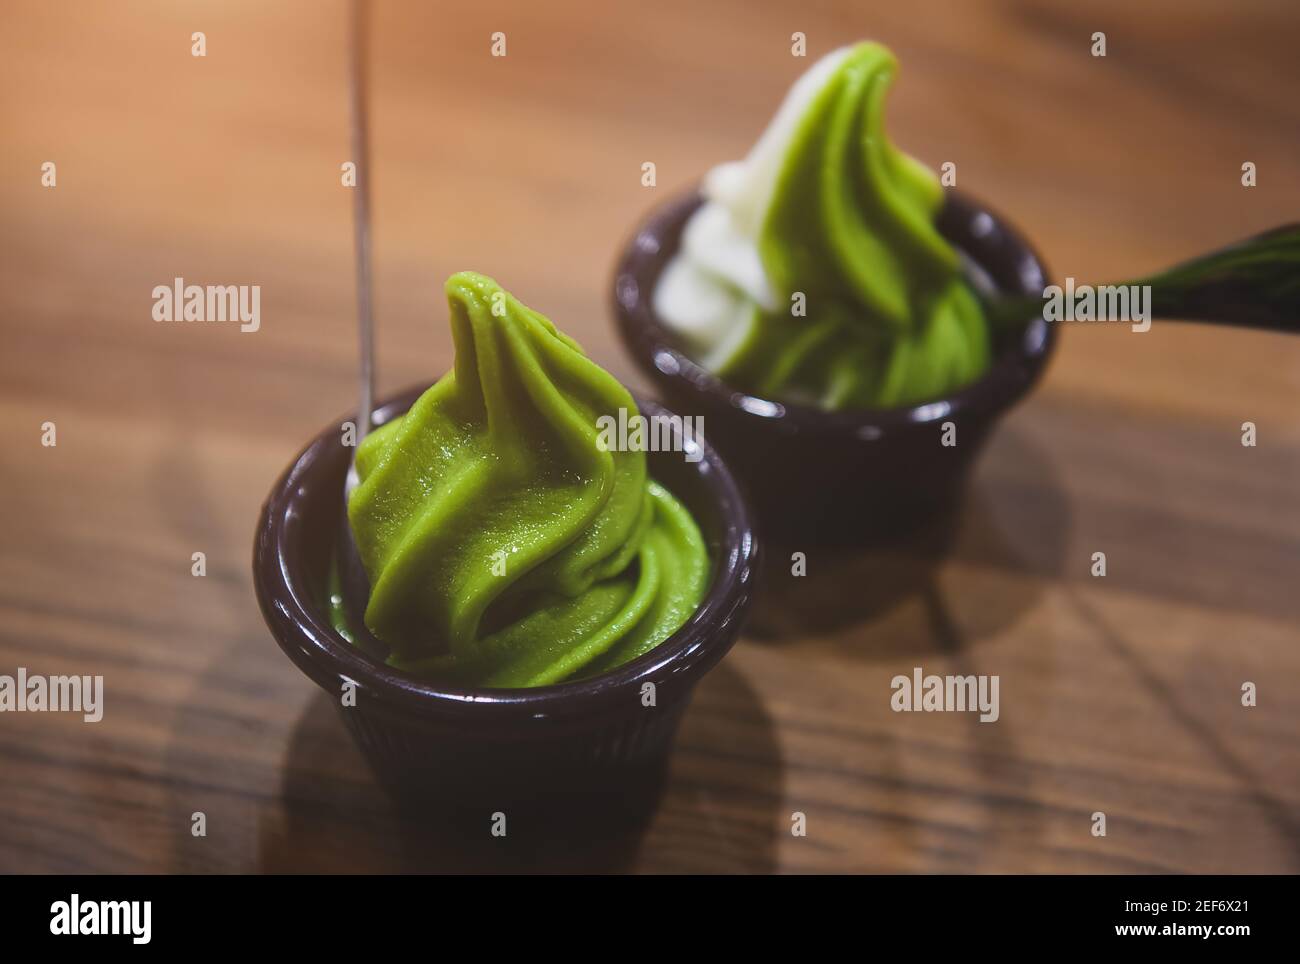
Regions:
[[0, 0, 1297, 872]]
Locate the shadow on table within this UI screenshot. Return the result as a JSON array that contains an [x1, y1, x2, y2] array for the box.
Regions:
[[256, 660, 781, 873], [746, 425, 1069, 657]]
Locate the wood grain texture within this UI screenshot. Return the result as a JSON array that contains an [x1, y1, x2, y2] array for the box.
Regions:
[[0, 0, 1297, 873]]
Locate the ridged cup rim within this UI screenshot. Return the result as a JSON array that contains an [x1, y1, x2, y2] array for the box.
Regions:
[[611, 188, 1056, 437]]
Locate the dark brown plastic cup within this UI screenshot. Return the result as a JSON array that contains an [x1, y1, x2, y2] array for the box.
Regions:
[[253, 387, 759, 819], [611, 190, 1056, 544]]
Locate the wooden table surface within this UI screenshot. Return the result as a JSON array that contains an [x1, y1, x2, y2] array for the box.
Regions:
[[1, 0, 1297, 874]]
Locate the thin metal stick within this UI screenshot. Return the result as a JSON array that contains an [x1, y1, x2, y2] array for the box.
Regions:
[[348, 0, 375, 469], [337, 0, 382, 650]]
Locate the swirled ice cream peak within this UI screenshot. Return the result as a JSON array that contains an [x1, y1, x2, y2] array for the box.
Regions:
[[345, 272, 708, 687], [655, 42, 988, 410]]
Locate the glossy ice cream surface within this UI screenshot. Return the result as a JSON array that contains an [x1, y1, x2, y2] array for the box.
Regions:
[[342, 272, 708, 687], [655, 42, 989, 410]]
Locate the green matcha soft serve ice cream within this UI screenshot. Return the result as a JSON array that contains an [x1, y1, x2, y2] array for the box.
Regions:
[[654, 41, 988, 410], [340, 272, 709, 688]]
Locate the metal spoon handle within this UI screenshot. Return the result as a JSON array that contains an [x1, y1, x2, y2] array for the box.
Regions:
[[1127, 223, 1300, 333], [990, 223, 1300, 334], [348, 0, 375, 470], [337, 0, 387, 657]]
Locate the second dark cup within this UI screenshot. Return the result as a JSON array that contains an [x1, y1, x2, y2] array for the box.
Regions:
[[612, 190, 1056, 544]]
